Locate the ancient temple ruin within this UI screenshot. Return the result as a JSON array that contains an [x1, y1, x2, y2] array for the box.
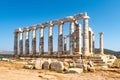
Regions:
[[13, 12, 95, 57]]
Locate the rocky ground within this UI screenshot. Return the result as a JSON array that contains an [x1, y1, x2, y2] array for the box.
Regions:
[[0, 61, 120, 80]]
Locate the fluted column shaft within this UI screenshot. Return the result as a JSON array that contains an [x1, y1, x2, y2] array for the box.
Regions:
[[70, 21, 75, 55], [64, 36, 67, 54], [14, 32, 18, 55], [76, 23, 81, 54], [19, 32, 23, 55], [32, 29, 36, 55], [89, 29, 93, 54], [39, 27, 44, 55], [58, 22, 63, 55], [83, 16, 89, 56], [25, 30, 29, 55], [100, 32, 104, 54], [48, 25, 53, 55]]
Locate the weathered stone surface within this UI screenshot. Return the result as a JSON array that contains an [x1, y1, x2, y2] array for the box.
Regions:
[[64, 59, 76, 68], [24, 64, 34, 69], [63, 62, 69, 70], [83, 60, 95, 72], [50, 61, 64, 71], [66, 68, 83, 74], [100, 32, 104, 55], [28, 60, 36, 65], [35, 59, 44, 69], [76, 61, 83, 68], [42, 59, 51, 70]]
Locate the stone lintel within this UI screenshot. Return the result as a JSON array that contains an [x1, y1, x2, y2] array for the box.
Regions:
[[36, 24, 44, 29], [15, 28, 23, 33], [52, 20, 64, 25], [23, 27, 30, 32], [29, 26, 37, 30], [42, 21, 53, 27], [59, 16, 75, 22]]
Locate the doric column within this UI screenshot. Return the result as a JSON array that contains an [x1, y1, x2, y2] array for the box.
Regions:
[[48, 24, 53, 55], [100, 32, 104, 55], [75, 22, 82, 54], [83, 13, 90, 56], [64, 36, 67, 54], [32, 28, 36, 55], [39, 27, 44, 55], [25, 29, 29, 55], [70, 21, 75, 55], [88, 28, 93, 55], [14, 32, 18, 56], [19, 31, 23, 55], [58, 22, 64, 56]]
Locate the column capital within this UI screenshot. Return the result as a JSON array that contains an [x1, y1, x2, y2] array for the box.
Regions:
[[14, 32, 18, 34], [36, 24, 45, 29], [83, 12, 90, 20], [58, 21, 64, 25], [100, 32, 103, 35], [49, 22, 54, 27]]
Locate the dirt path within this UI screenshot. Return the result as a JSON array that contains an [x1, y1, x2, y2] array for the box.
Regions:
[[0, 61, 120, 80]]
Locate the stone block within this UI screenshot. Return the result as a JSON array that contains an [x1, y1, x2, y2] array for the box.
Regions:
[[66, 68, 83, 74], [42, 59, 51, 70], [35, 59, 44, 69], [50, 61, 64, 71], [24, 64, 34, 69], [63, 62, 69, 71]]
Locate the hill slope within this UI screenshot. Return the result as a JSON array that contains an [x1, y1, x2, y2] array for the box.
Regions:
[[94, 48, 120, 58]]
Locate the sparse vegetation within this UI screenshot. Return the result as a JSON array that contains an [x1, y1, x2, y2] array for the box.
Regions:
[[95, 48, 120, 58], [111, 59, 120, 68]]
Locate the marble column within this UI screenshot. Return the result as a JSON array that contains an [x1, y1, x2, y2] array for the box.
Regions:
[[39, 27, 44, 55], [75, 22, 82, 54], [90, 31, 93, 54], [25, 29, 29, 55], [83, 13, 90, 56], [58, 22, 63, 55], [64, 36, 67, 54], [14, 32, 18, 55], [70, 21, 75, 55], [100, 32, 104, 55], [19, 31, 23, 55], [88, 28, 93, 54], [48, 24, 53, 55], [32, 28, 36, 55]]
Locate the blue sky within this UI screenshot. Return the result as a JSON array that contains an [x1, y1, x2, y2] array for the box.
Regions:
[[0, 0, 120, 51]]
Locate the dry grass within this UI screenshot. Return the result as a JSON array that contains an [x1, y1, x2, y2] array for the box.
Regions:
[[0, 61, 24, 70], [111, 59, 120, 68]]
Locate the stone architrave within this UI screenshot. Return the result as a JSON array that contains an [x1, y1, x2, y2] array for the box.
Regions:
[[70, 21, 75, 55], [48, 24, 53, 55], [32, 28, 36, 55], [58, 22, 64, 56], [75, 22, 82, 54], [39, 27, 44, 55], [25, 29, 29, 55], [83, 13, 90, 56], [100, 32, 104, 55], [14, 32, 18, 55], [19, 31, 23, 55]]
